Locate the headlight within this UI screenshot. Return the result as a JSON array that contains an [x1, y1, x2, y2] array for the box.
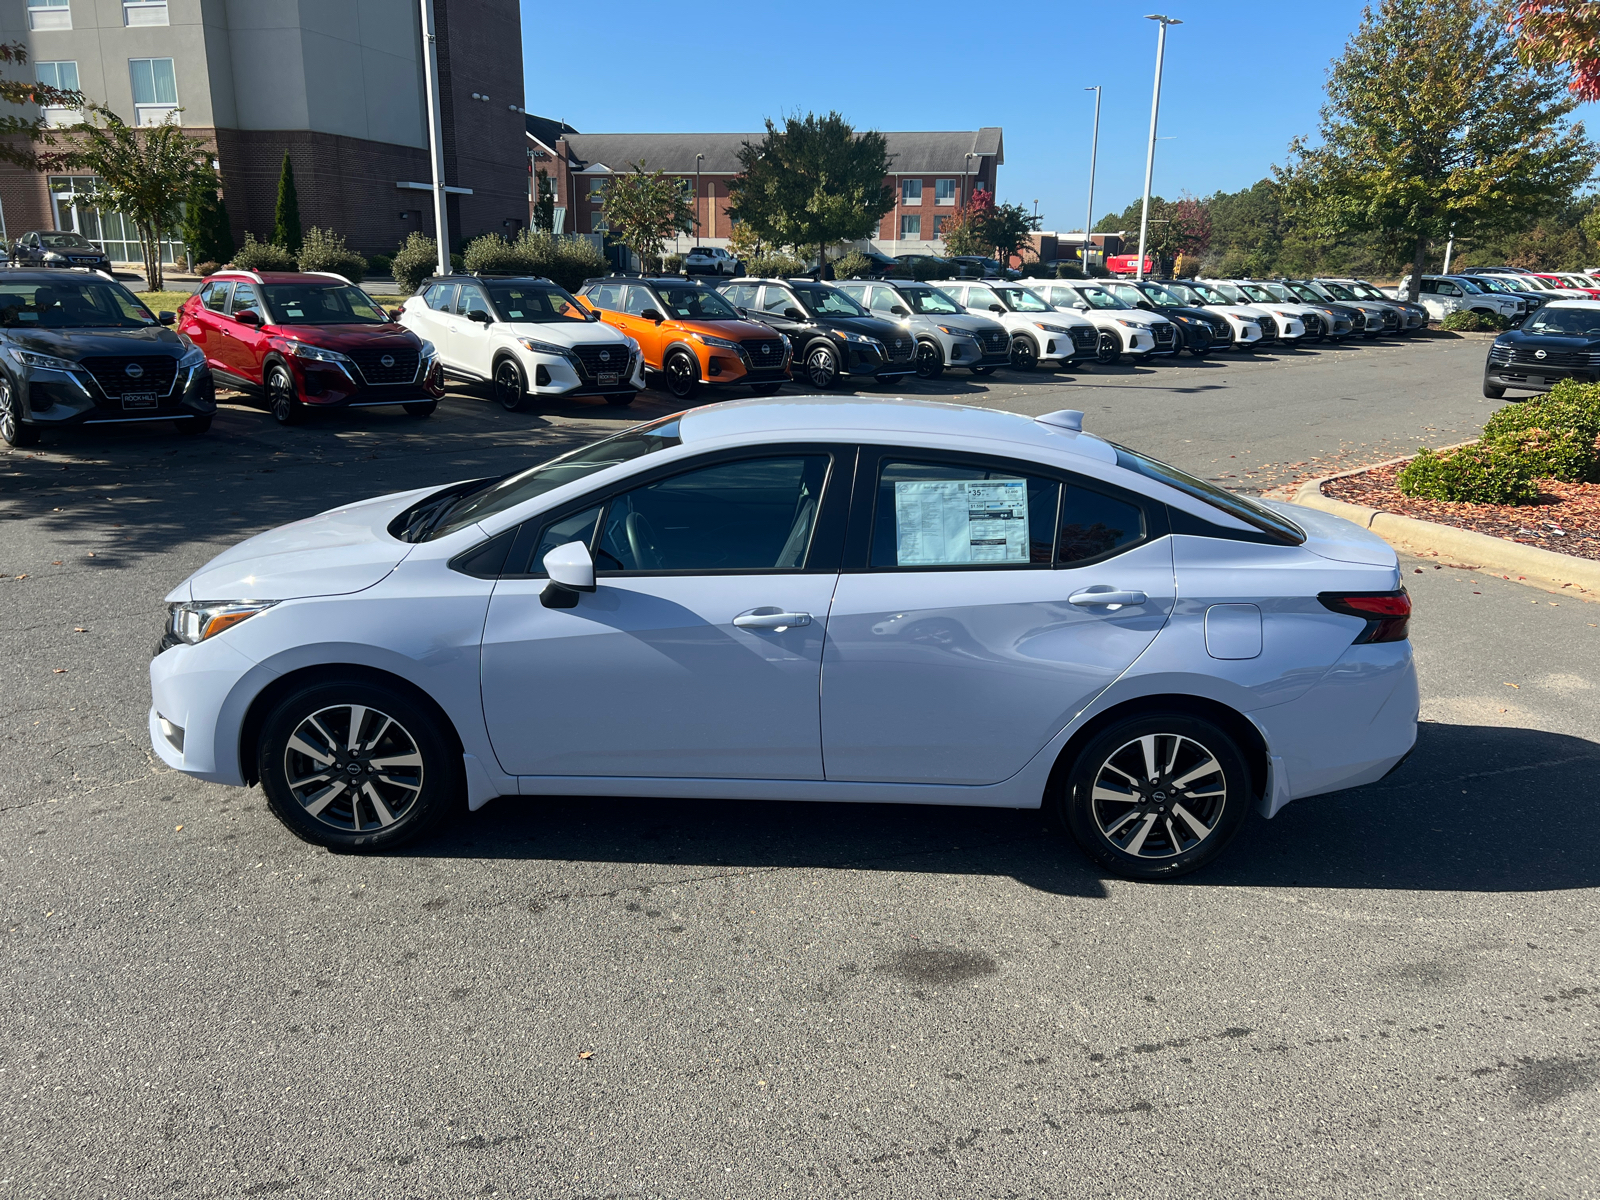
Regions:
[[1034, 322, 1075, 334], [7, 347, 79, 372], [1113, 319, 1145, 329], [624, 335, 641, 353], [1172, 314, 1191, 323], [280, 341, 352, 365], [831, 330, 879, 345], [936, 324, 976, 337], [517, 338, 572, 356], [42, 251, 65, 262], [416, 338, 437, 360], [691, 332, 742, 350], [178, 344, 206, 370], [166, 600, 276, 645]]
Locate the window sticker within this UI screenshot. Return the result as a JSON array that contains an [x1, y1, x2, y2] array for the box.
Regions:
[[284, 308, 303, 317], [507, 309, 523, 318], [894, 478, 1029, 565]]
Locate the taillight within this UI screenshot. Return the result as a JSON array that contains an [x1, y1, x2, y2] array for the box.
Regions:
[[1319, 588, 1411, 644]]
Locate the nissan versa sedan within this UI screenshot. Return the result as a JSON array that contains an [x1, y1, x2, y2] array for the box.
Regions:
[[149, 398, 1418, 880]]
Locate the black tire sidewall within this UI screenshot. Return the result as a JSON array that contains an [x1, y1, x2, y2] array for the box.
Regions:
[[805, 344, 838, 389], [258, 679, 461, 852], [494, 358, 525, 411], [665, 351, 699, 399], [268, 365, 300, 424], [1055, 713, 1251, 880]]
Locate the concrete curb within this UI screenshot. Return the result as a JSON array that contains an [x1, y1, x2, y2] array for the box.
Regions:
[[1292, 467, 1600, 599]]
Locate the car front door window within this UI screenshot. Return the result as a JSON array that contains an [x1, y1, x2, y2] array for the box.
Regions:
[[478, 449, 844, 781]]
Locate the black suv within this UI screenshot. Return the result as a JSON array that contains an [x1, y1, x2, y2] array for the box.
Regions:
[[12, 231, 114, 274], [0, 270, 214, 447], [1096, 279, 1234, 356], [1483, 303, 1600, 398], [719, 277, 918, 388]]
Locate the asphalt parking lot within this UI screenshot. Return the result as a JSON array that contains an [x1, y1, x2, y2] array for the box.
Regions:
[[3, 335, 1597, 1199]]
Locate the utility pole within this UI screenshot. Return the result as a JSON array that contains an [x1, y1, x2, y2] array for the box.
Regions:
[[1136, 15, 1180, 281], [695, 153, 704, 246], [1083, 85, 1101, 276], [420, 0, 450, 277]]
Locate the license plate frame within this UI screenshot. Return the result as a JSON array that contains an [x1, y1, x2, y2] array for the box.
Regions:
[[121, 392, 158, 410], [597, 371, 620, 386]]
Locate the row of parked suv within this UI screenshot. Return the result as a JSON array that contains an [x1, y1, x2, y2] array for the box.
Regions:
[[0, 264, 1437, 447]]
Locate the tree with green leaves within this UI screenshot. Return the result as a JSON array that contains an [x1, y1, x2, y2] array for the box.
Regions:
[[0, 41, 82, 169], [727, 112, 893, 271], [179, 173, 234, 266], [273, 153, 303, 253], [600, 162, 697, 272], [1278, 0, 1596, 302], [533, 168, 556, 233], [64, 105, 210, 290], [985, 202, 1042, 269]]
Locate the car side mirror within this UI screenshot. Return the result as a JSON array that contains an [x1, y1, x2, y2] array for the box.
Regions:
[[158, 311, 175, 325], [783, 307, 806, 321], [540, 541, 596, 609], [233, 309, 260, 326], [640, 307, 664, 323], [989, 304, 1005, 314], [389, 307, 405, 322], [890, 305, 909, 317], [467, 310, 492, 324]]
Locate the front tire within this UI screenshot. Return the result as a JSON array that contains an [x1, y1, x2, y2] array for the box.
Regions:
[[1054, 713, 1251, 880], [492, 357, 526, 412], [914, 340, 945, 379], [1095, 332, 1121, 365], [663, 350, 701, 400], [803, 343, 840, 389], [258, 679, 462, 852], [0, 376, 40, 447], [1008, 335, 1039, 371], [1484, 381, 1506, 399], [266, 363, 303, 425]]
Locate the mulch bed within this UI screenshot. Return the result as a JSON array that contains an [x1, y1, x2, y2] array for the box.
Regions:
[[1323, 460, 1600, 563]]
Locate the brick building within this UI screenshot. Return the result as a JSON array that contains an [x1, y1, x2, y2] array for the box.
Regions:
[[0, 0, 528, 264], [527, 120, 1003, 257]]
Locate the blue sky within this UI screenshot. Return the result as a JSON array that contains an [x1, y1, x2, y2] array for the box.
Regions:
[[520, 1, 1595, 233]]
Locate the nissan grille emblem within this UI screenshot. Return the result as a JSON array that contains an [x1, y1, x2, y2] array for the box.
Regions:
[[1536, 349, 1547, 359], [380, 354, 395, 369], [599, 350, 611, 362], [124, 363, 144, 379]]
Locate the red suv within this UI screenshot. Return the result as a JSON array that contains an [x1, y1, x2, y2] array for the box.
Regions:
[[178, 271, 444, 424]]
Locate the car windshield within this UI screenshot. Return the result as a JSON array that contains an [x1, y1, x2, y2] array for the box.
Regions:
[[1473, 277, 1514, 294], [1111, 443, 1306, 545], [655, 284, 742, 320], [1160, 281, 1209, 306], [0, 279, 156, 328], [487, 282, 589, 322], [791, 283, 866, 317], [260, 284, 388, 325], [39, 233, 96, 249], [1344, 281, 1387, 300], [427, 415, 683, 540], [899, 287, 962, 315], [995, 287, 1050, 312], [1186, 282, 1233, 305], [1526, 307, 1600, 336], [1074, 287, 1123, 310], [1319, 281, 1359, 301], [1236, 283, 1277, 303], [1284, 282, 1323, 302], [1572, 275, 1599, 287]]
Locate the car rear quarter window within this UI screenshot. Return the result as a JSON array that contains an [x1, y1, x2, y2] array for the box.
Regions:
[[585, 282, 626, 311], [1057, 487, 1145, 565], [200, 281, 231, 312]]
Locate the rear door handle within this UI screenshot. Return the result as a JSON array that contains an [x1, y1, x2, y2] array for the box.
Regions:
[[733, 608, 813, 630], [1069, 589, 1148, 609]]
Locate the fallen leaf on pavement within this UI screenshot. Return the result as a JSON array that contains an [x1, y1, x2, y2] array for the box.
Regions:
[[174, 825, 183, 832], [50, 561, 61, 566], [73, 627, 86, 633], [1505, 682, 1520, 689], [578, 1050, 594, 1059], [51, 668, 65, 673]]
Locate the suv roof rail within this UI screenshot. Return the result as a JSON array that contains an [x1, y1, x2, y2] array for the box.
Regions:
[[217, 268, 264, 284], [306, 271, 351, 285]]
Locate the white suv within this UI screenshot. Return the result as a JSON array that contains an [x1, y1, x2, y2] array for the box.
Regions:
[[1154, 280, 1268, 349], [1209, 279, 1331, 342], [1197, 280, 1307, 344], [834, 279, 1012, 377], [684, 247, 740, 276], [399, 275, 645, 411], [1027, 280, 1177, 363], [1396, 275, 1526, 322], [931, 280, 1098, 369]]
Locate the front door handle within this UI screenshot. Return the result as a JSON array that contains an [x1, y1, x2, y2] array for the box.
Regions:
[[1069, 588, 1148, 610], [733, 608, 813, 631]]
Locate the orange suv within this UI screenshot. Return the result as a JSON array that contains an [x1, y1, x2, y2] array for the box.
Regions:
[[578, 275, 789, 400]]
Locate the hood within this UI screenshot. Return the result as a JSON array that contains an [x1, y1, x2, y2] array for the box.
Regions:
[[818, 313, 913, 341], [676, 317, 784, 342], [1259, 499, 1397, 567], [170, 485, 439, 603], [1207, 304, 1267, 322], [1159, 304, 1232, 329], [930, 311, 1007, 335], [1501, 329, 1596, 349], [8, 324, 187, 358], [503, 318, 632, 346], [266, 323, 421, 351]]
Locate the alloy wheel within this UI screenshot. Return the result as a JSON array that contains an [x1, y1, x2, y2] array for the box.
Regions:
[[1088, 732, 1226, 860], [0, 377, 38, 447], [1095, 333, 1121, 365], [493, 360, 525, 411], [282, 704, 425, 834], [914, 341, 944, 379], [1008, 336, 1038, 371], [268, 367, 300, 424], [665, 352, 700, 399], [805, 345, 838, 389]]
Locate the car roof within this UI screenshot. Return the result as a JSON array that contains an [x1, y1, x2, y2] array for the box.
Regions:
[[212, 270, 356, 285], [426, 273, 556, 285], [721, 277, 835, 286], [0, 268, 110, 281], [676, 395, 1116, 463], [1540, 299, 1600, 309]]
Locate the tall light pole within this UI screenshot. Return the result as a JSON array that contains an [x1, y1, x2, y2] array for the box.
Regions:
[[1083, 85, 1101, 276], [694, 153, 704, 246], [1135, 15, 1180, 281], [964, 151, 976, 207], [419, 0, 450, 278]]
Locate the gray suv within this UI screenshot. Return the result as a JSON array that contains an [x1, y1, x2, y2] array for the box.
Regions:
[[835, 279, 1011, 377]]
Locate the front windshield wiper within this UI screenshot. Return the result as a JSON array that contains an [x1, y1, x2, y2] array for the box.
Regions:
[[390, 476, 503, 543]]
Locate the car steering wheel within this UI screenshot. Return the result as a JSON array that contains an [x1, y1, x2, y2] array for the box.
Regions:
[[625, 511, 663, 570]]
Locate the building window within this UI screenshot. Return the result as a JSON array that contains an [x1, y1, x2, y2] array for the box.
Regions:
[[35, 61, 79, 128], [124, 1, 169, 26], [901, 179, 922, 205], [128, 58, 178, 126], [935, 179, 956, 206], [587, 177, 607, 203], [933, 216, 947, 238], [48, 176, 186, 265], [29, 0, 71, 31], [900, 215, 922, 241]]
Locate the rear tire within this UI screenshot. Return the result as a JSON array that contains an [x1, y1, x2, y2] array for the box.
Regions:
[[1054, 713, 1252, 880], [258, 678, 463, 853]]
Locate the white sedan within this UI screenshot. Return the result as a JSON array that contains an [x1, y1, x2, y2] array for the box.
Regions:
[[148, 399, 1418, 879]]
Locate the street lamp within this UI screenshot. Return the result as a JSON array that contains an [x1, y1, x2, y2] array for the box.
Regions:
[[1135, 14, 1181, 281], [964, 151, 976, 208], [419, 0, 451, 277], [1084, 85, 1101, 276], [694, 152, 704, 245]]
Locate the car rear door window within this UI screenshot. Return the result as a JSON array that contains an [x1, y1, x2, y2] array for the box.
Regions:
[[622, 286, 656, 316], [423, 282, 457, 311], [596, 456, 832, 573], [585, 282, 626, 311], [723, 284, 757, 308], [760, 286, 796, 314], [1056, 486, 1145, 565], [870, 459, 1059, 568]]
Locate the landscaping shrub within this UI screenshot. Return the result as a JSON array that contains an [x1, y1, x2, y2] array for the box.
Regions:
[[663, 253, 685, 275], [910, 256, 946, 282], [1396, 441, 1539, 505], [1439, 309, 1511, 332], [231, 233, 296, 272], [1480, 380, 1600, 481], [297, 227, 367, 283], [832, 250, 873, 280], [193, 261, 220, 277], [462, 234, 522, 276], [391, 232, 439, 293], [365, 253, 393, 277], [1053, 264, 1087, 279], [747, 252, 806, 279]]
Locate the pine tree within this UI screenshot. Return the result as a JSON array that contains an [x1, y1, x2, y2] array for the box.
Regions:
[[210, 193, 235, 262], [272, 153, 303, 253], [179, 174, 235, 265]]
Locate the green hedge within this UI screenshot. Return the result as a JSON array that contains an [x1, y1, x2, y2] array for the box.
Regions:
[[832, 250, 873, 280], [391, 232, 439, 293], [1397, 378, 1600, 503], [458, 231, 608, 293], [1440, 309, 1512, 332], [231, 233, 296, 272], [297, 227, 367, 283], [747, 252, 806, 278]]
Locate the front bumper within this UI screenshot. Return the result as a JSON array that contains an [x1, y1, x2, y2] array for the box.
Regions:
[[522, 346, 648, 397], [294, 356, 446, 408], [1484, 362, 1592, 392], [19, 360, 217, 429], [840, 343, 916, 377]]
